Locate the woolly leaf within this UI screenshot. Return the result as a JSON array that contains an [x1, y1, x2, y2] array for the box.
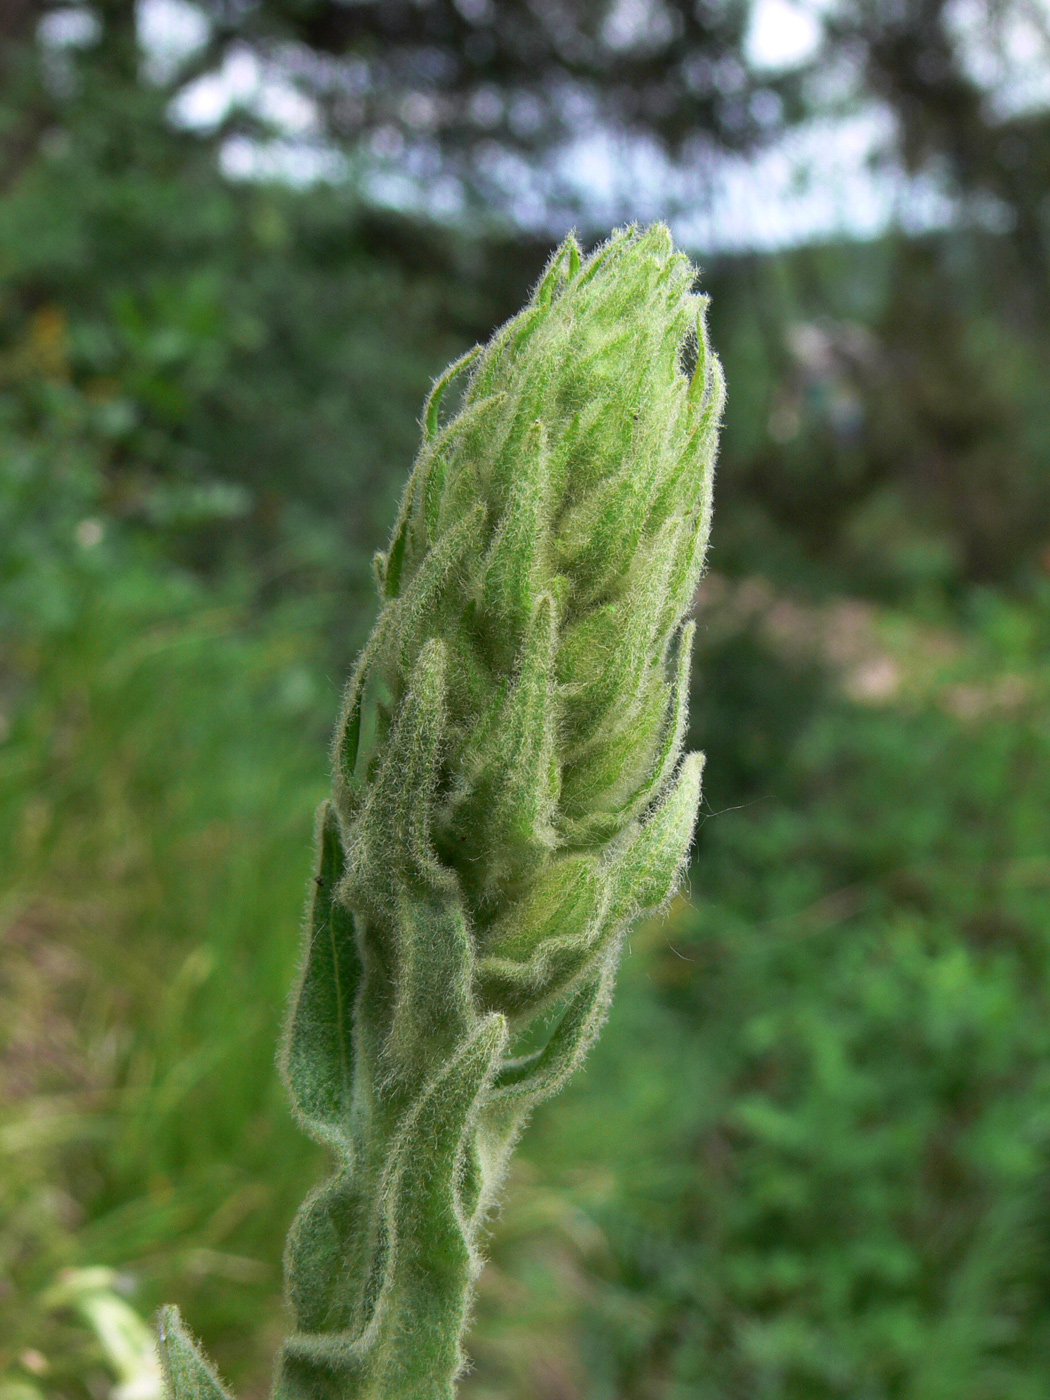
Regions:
[[424, 344, 483, 442], [282, 801, 361, 1145], [610, 752, 706, 923], [492, 959, 615, 1102], [157, 1307, 232, 1400], [384, 890, 476, 1085], [478, 420, 549, 647]]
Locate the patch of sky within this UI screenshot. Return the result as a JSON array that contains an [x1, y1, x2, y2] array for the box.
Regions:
[[947, 0, 1050, 118], [137, 0, 208, 84], [133, 0, 1050, 250], [38, 6, 101, 47]]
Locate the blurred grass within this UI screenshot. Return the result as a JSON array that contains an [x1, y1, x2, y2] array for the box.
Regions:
[[0, 562, 334, 1393]]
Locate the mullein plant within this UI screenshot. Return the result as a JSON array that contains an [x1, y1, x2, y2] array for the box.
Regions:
[[157, 224, 723, 1400]]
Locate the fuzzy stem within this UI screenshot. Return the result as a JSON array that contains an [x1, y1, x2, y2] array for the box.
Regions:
[[158, 224, 723, 1400]]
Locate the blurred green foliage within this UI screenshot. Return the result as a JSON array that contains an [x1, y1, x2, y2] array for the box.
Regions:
[[705, 240, 1050, 595], [4, 16, 1050, 1400]]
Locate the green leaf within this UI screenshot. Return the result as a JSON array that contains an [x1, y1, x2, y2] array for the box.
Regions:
[[157, 1307, 233, 1400], [281, 801, 362, 1149]]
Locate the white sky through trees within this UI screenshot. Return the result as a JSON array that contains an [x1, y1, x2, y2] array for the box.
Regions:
[[102, 0, 1050, 249]]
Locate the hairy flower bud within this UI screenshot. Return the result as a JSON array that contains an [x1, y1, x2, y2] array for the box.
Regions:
[[159, 224, 723, 1400]]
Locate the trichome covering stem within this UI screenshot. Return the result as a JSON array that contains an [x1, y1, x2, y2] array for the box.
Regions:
[[158, 223, 723, 1400]]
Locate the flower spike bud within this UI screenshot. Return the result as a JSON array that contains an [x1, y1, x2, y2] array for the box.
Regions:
[[159, 225, 723, 1400]]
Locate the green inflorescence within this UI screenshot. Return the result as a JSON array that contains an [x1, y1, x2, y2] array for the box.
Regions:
[[157, 224, 723, 1400]]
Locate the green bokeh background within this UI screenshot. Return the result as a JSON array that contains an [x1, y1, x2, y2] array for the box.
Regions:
[[4, 10, 1050, 1398]]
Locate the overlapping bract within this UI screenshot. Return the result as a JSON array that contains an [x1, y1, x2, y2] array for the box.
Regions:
[[159, 225, 722, 1400]]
